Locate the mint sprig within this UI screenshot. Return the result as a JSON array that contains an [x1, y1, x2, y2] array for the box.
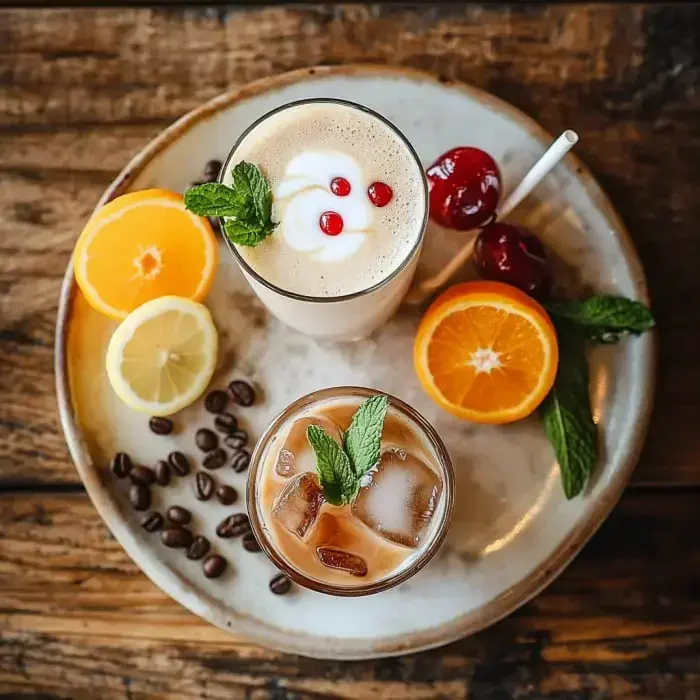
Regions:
[[540, 294, 655, 499], [184, 161, 276, 247], [306, 395, 389, 505]]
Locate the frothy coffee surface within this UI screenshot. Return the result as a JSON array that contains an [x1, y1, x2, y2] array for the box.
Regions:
[[224, 102, 426, 297]]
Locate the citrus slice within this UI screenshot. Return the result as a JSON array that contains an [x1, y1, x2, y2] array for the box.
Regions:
[[74, 189, 218, 320], [106, 296, 218, 416], [414, 281, 558, 424]]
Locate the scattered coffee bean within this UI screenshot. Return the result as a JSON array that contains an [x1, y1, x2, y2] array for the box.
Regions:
[[224, 429, 248, 450], [242, 531, 261, 552], [195, 471, 215, 501], [129, 484, 151, 511], [111, 452, 132, 478], [269, 573, 292, 595], [204, 389, 229, 414], [195, 428, 218, 452], [149, 416, 173, 435], [215, 484, 238, 506], [129, 465, 156, 486], [228, 379, 256, 407], [203, 448, 227, 470], [140, 512, 164, 533], [161, 526, 193, 549], [155, 460, 171, 486], [216, 513, 250, 538], [166, 505, 192, 525], [186, 535, 211, 560], [214, 412, 238, 434], [230, 449, 251, 473], [204, 159, 223, 183], [168, 451, 190, 476], [203, 554, 228, 579]]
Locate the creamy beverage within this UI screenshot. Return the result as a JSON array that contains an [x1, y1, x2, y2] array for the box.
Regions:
[[221, 100, 428, 340], [247, 388, 454, 595]]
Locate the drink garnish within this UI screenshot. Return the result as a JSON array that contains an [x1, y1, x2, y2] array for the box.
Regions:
[[540, 295, 655, 498], [306, 395, 389, 506], [184, 161, 277, 247]]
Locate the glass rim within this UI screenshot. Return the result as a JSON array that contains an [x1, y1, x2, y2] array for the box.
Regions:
[[218, 98, 430, 304], [246, 386, 455, 597]]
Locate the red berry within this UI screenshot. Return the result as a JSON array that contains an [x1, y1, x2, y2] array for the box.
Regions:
[[426, 147, 501, 230], [368, 182, 393, 207], [330, 177, 351, 196], [473, 223, 551, 298], [319, 211, 344, 236]]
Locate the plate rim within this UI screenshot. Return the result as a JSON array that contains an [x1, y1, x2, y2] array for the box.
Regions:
[[55, 64, 657, 660]]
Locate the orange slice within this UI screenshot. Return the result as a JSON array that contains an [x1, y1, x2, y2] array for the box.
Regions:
[[414, 281, 558, 424], [74, 189, 218, 320]]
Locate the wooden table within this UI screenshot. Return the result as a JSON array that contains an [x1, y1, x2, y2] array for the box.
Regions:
[[1, 4, 700, 698]]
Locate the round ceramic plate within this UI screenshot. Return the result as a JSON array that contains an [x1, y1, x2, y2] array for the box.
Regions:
[[55, 65, 655, 660]]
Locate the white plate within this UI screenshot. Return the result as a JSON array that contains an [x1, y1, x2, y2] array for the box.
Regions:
[[56, 65, 655, 660]]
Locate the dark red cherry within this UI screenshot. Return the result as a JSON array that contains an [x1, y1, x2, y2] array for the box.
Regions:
[[331, 177, 351, 196], [319, 211, 344, 236], [426, 147, 501, 230], [368, 182, 393, 207], [473, 223, 551, 298]]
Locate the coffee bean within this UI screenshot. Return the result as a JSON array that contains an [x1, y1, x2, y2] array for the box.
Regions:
[[111, 452, 132, 478], [242, 531, 261, 552], [224, 429, 248, 450], [216, 513, 250, 538], [195, 471, 215, 501], [204, 390, 228, 414], [140, 512, 164, 533], [203, 554, 228, 579], [269, 573, 292, 595], [203, 448, 227, 470], [129, 484, 151, 511], [214, 412, 238, 434], [186, 535, 210, 560], [215, 484, 238, 506], [230, 449, 251, 473], [168, 451, 190, 476], [228, 379, 256, 407], [149, 416, 173, 435], [129, 465, 156, 486], [208, 216, 221, 233], [195, 428, 218, 452], [161, 526, 193, 549], [204, 159, 223, 183], [166, 505, 192, 525], [155, 460, 171, 486]]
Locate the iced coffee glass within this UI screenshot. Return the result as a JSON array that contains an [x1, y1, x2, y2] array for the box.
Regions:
[[219, 99, 429, 341], [247, 387, 454, 596]]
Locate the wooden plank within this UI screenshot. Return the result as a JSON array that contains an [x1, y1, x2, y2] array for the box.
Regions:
[[1, 5, 699, 485], [0, 490, 699, 698]]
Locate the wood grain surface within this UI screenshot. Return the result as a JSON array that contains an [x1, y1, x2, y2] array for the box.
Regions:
[[1, 4, 699, 698]]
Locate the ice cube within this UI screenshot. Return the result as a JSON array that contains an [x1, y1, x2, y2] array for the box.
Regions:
[[271, 473, 324, 539], [316, 547, 368, 577], [275, 415, 343, 477], [351, 449, 441, 548]]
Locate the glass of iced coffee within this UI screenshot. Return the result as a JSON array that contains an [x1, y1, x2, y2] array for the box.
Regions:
[[219, 99, 428, 341], [247, 387, 454, 596]]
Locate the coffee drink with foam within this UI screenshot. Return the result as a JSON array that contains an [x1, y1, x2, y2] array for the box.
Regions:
[[221, 100, 428, 340]]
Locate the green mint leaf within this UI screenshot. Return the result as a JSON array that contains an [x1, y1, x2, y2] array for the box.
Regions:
[[306, 425, 358, 506], [544, 295, 655, 344], [232, 161, 274, 230], [344, 395, 389, 478], [540, 329, 597, 499], [224, 219, 272, 247], [184, 183, 244, 217]]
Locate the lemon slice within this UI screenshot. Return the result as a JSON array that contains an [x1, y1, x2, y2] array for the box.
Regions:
[[106, 296, 218, 416]]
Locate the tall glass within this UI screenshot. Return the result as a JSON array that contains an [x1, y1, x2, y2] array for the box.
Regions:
[[219, 99, 428, 341], [247, 387, 454, 597]]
